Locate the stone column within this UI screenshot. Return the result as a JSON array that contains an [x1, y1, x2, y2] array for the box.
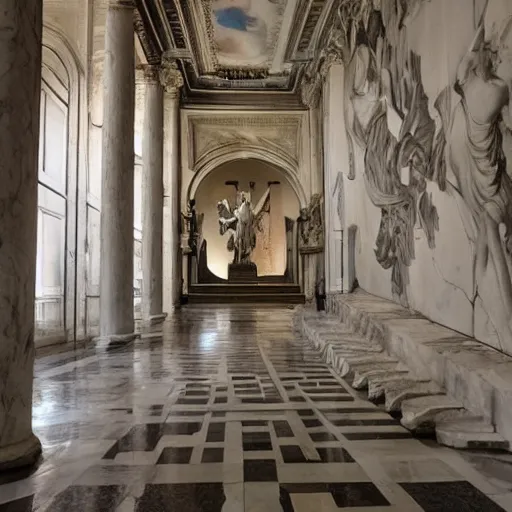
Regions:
[[99, 0, 136, 342], [160, 55, 183, 313], [141, 65, 167, 324], [0, 0, 43, 469]]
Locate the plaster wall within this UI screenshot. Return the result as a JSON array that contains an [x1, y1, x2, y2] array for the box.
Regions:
[[335, 0, 512, 354], [43, 0, 90, 65], [323, 63, 347, 294]]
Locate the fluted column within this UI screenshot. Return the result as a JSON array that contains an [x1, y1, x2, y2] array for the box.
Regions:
[[99, 0, 136, 342], [140, 65, 167, 324], [0, 0, 43, 469], [160, 55, 183, 312]]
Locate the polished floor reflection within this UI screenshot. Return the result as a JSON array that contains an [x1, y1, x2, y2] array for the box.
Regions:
[[0, 306, 511, 511]]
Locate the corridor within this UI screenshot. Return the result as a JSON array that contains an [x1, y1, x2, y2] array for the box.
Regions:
[[0, 307, 509, 511]]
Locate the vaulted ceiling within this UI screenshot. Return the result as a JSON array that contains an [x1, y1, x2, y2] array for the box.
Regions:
[[134, 0, 338, 107]]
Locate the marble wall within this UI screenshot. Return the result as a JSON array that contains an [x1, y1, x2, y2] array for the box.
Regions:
[[337, 0, 512, 354]]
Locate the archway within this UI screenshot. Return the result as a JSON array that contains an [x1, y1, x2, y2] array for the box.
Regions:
[[195, 159, 301, 280], [187, 144, 308, 209]]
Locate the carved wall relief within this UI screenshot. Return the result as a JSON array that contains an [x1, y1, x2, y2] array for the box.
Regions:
[[446, 13, 512, 345], [340, 0, 512, 351], [342, 2, 440, 306], [188, 114, 302, 169]]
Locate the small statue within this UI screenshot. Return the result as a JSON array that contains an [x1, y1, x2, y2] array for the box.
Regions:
[[217, 182, 271, 265], [298, 207, 311, 250], [298, 194, 324, 254], [181, 199, 203, 256], [181, 203, 192, 255]]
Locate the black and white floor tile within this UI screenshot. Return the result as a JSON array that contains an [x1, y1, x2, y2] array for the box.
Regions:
[[1, 307, 511, 511]]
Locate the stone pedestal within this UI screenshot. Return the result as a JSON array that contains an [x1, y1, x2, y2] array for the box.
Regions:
[[0, 0, 43, 470], [160, 55, 183, 312], [228, 263, 258, 283], [141, 65, 166, 325], [99, 0, 136, 341]]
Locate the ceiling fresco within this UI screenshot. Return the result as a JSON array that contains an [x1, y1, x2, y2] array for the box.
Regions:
[[134, 0, 337, 106], [211, 0, 287, 68]]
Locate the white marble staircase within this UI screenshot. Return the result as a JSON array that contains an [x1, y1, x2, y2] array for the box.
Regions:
[[295, 303, 510, 451]]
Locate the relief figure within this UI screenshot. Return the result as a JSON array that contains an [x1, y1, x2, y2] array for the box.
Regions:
[[343, 1, 439, 305], [448, 15, 512, 343]]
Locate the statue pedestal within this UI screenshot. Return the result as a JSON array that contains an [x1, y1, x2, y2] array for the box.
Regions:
[[228, 263, 258, 283]]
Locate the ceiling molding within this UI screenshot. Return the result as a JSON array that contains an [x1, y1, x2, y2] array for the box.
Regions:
[[134, 0, 340, 105], [180, 0, 217, 74]]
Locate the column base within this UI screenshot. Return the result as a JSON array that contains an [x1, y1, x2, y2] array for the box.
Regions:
[[94, 332, 138, 352], [0, 433, 42, 472], [148, 313, 167, 325]]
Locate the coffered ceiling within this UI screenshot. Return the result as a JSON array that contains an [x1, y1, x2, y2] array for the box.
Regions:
[[134, 0, 338, 107]]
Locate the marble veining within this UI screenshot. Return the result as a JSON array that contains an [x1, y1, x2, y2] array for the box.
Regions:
[[0, 0, 43, 470], [0, 306, 509, 510]]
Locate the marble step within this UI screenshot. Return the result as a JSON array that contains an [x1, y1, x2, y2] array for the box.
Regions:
[[189, 283, 301, 294], [436, 414, 509, 450], [324, 291, 512, 448], [353, 368, 409, 390], [401, 395, 465, 432], [384, 380, 446, 412], [365, 372, 418, 399], [298, 306, 508, 452], [188, 292, 305, 304], [339, 358, 399, 379], [319, 331, 372, 341], [434, 409, 495, 431]]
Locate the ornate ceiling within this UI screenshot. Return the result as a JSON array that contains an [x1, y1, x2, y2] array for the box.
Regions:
[[134, 0, 339, 107]]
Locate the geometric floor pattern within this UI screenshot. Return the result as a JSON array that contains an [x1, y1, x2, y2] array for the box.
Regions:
[[0, 306, 510, 511]]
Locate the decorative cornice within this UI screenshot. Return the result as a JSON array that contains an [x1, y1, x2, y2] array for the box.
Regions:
[[159, 52, 184, 96], [162, 0, 187, 49], [188, 113, 303, 170], [134, 6, 160, 65], [298, 0, 327, 52], [181, 0, 217, 74], [299, 4, 347, 108]]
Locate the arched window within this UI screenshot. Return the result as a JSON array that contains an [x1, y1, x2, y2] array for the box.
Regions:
[[35, 47, 70, 346], [35, 27, 86, 347]]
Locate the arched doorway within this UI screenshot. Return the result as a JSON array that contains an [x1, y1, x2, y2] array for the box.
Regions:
[[194, 159, 301, 281], [183, 156, 305, 304]]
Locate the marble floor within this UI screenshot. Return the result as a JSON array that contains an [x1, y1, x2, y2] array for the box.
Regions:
[[1, 306, 512, 511]]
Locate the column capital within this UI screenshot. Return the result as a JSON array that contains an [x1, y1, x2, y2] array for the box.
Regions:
[[159, 53, 184, 97], [109, 0, 136, 9], [136, 64, 160, 85]]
